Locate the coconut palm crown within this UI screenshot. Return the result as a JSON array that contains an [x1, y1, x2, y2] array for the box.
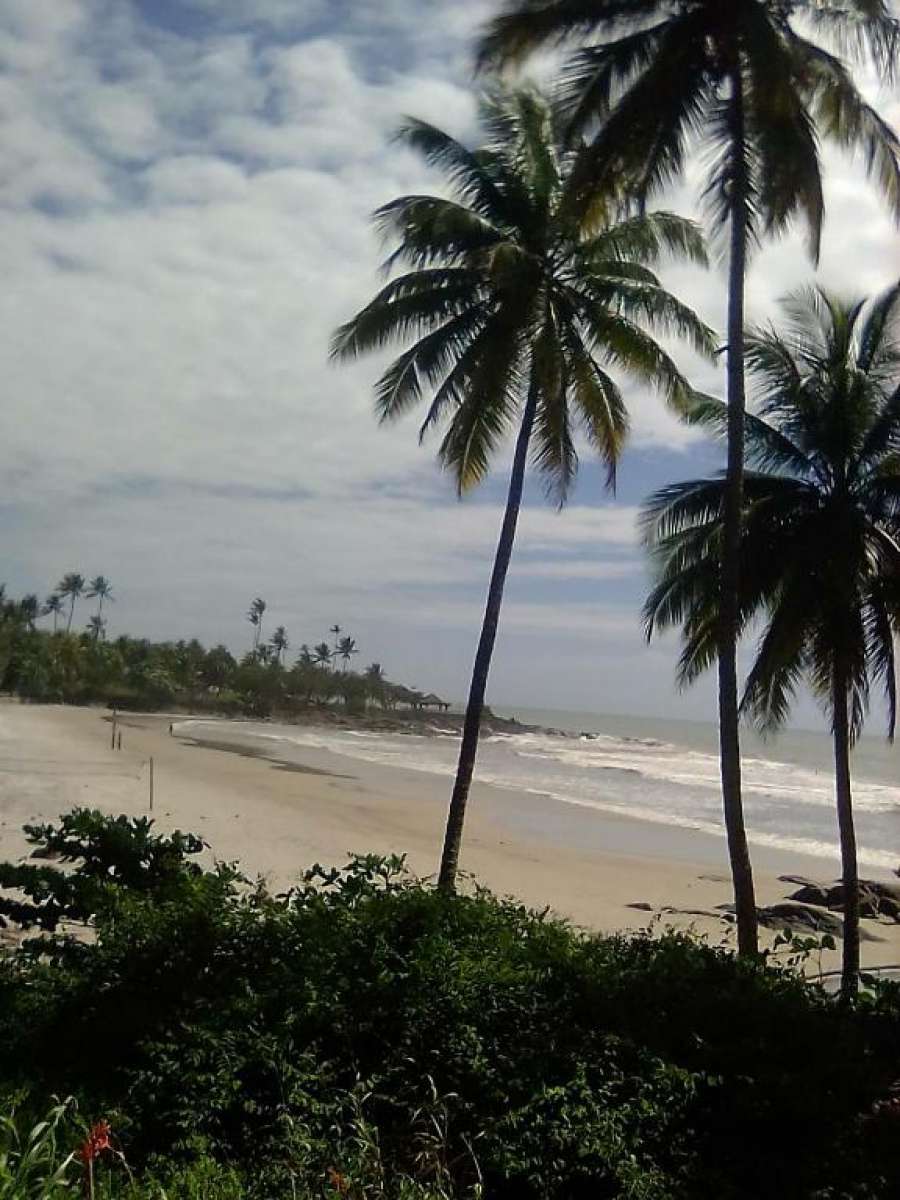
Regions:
[[332, 87, 716, 892], [641, 283, 900, 999]]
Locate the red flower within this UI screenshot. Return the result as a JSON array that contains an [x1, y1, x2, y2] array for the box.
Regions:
[[78, 1121, 112, 1164]]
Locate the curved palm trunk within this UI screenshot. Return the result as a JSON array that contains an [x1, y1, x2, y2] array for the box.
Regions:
[[437, 383, 539, 893], [719, 67, 758, 957], [832, 661, 860, 1002], [66, 597, 75, 634]]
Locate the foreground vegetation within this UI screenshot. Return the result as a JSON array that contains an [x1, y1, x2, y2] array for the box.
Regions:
[[2, 811, 900, 1198]]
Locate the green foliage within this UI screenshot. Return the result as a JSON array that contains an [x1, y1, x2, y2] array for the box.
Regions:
[[2, 815, 900, 1197], [0, 810, 240, 936], [0, 1098, 78, 1199]]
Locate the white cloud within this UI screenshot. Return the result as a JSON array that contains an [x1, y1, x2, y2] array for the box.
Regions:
[[0, 0, 898, 717]]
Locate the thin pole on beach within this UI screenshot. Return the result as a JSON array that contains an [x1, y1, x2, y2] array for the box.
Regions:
[[110, 710, 117, 751], [149, 756, 154, 812]]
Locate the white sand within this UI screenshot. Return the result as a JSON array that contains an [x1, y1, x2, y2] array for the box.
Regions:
[[1, 701, 898, 978]]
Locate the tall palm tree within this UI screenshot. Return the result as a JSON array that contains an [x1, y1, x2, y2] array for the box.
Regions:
[[330, 624, 342, 656], [297, 644, 315, 667], [479, 0, 900, 955], [332, 88, 715, 892], [337, 635, 358, 671], [642, 284, 900, 1000], [86, 576, 114, 623], [247, 598, 267, 653], [271, 626, 289, 665], [43, 594, 63, 633], [57, 574, 85, 634]]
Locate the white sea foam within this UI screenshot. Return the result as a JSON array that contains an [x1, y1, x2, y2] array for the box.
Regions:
[[182, 718, 900, 871]]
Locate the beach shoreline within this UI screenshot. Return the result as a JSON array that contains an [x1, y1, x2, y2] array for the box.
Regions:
[[1, 701, 898, 974]]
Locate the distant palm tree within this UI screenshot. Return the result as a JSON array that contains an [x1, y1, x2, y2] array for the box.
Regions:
[[365, 662, 387, 707], [314, 642, 333, 669], [43, 594, 63, 633], [270, 626, 289, 665], [247, 598, 267, 652], [86, 576, 114, 624], [332, 87, 714, 893], [478, 0, 900, 960], [87, 614, 106, 642], [19, 595, 39, 631], [57, 574, 85, 634], [337, 635, 358, 671], [296, 644, 315, 667], [642, 285, 900, 1002], [330, 624, 342, 656]]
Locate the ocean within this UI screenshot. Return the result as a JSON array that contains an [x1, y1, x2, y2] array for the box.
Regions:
[[191, 707, 900, 873]]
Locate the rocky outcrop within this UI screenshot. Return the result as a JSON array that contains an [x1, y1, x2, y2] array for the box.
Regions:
[[778, 877, 900, 922]]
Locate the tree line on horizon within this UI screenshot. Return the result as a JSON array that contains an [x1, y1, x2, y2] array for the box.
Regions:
[[0, 586, 446, 719], [333, 0, 900, 1002]]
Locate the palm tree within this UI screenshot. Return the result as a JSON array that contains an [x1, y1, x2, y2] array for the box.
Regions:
[[87, 614, 106, 642], [18, 595, 39, 632], [337, 635, 358, 671], [296, 644, 315, 667], [247, 598, 267, 653], [42, 594, 63, 633], [332, 88, 715, 892], [366, 662, 388, 708], [86, 576, 114, 624], [314, 642, 334, 669], [330, 624, 342, 656], [479, 0, 900, 956], [642, 285, 900, 1000], [57, 574, 85, 634], [270, 626, 289, 665]]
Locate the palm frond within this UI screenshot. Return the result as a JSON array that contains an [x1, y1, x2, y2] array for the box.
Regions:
[[330, 272, 487, 361], [864, 588, 898, 740], [796, 38, 900, 219], [438, 318, 526, 493], [373, 307, 490, 424], [856, 280, 900, 375], [475, 0, 656, 72], [578, 210, 709, 267], [796, 1, 900, 80], [741, 584, 812, 733], [374, 197, 505, 272], [392, 120, 510, 222]]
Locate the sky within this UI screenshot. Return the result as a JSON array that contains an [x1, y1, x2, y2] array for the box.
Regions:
[[1, 0, 899, 721]]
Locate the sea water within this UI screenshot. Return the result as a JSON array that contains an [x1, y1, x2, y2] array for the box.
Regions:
[[186, 709, 900, 873]]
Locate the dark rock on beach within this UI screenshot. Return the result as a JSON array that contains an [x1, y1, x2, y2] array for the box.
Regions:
[[781, 878, 900, 922]]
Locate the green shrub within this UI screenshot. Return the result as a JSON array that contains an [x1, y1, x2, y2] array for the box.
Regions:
[[2, 814, 899, 1198]]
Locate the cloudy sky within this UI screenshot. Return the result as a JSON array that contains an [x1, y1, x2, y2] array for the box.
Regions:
[[2, 1, 899, 720]]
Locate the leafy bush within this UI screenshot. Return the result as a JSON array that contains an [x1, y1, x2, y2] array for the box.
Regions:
[[1, 814, 899, 1198]]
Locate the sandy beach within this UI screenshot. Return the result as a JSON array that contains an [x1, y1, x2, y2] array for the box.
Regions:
[[1, 700, 898, 977]]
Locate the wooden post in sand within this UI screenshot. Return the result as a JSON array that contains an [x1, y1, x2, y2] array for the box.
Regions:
[[117, 731, 122, 751], [149, 756, 154, 812], [110, 709, 117, 751]]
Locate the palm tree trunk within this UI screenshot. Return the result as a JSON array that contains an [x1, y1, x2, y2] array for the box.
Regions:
[[719, 65, 758, 957], [832, 659, 860, 1002], [67, 597, 75, 634], [437, 381, 539, 893]]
